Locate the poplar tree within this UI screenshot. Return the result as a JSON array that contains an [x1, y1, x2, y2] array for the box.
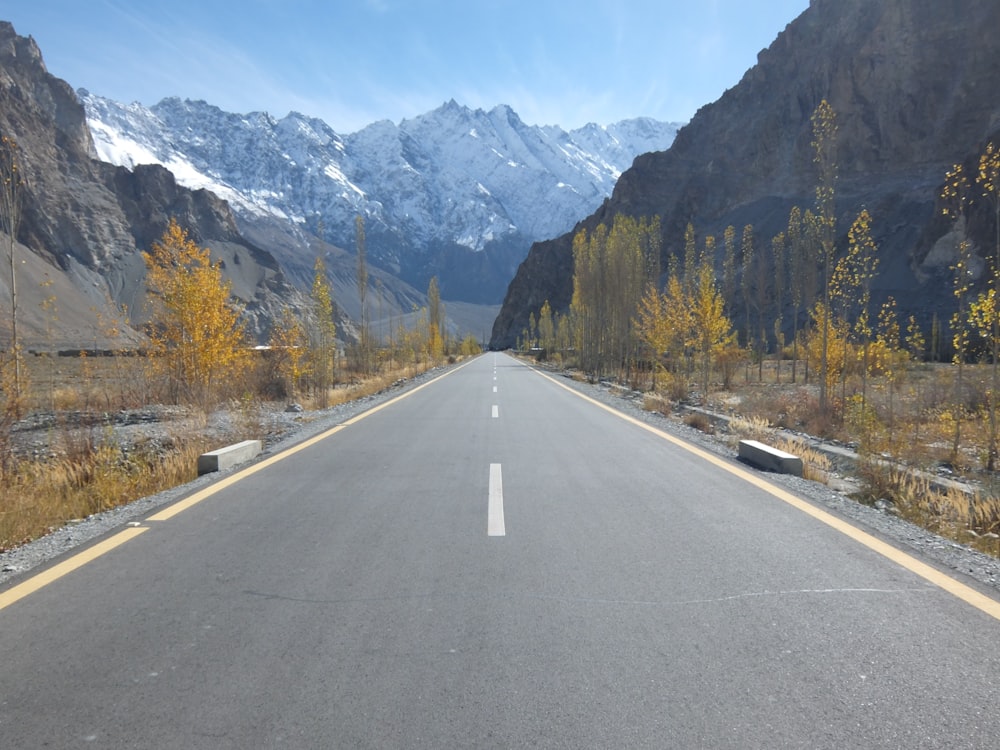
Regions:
[[0, 135, 23, 403], [941, 161, 974, 461], [750, 228, 771, 380], [722, 225, 737, 316], [811, 100, 839, 411], [786, 206, 807, 382], [876, 297, 903, 439], [268, 307, 310, 399], [741, 224, 755, 355], [570, 215, 660, 377], [636, 274, 693, 385], [427, 275, 444, 357], [355, 215, 372, 372], [690, 260, 736, 401], [310, 254, 338, 406], [771, 231, 786, 382], [683, 223, 697, 290], [975, 142, 1000, 469], [143, 219, 248, 406], [832, 209, 879, 406], [636, 283, 671, 382], [537, 300, 556, 353]]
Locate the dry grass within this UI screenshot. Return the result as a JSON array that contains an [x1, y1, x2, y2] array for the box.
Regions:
[[23, 353, 152, 413], [643, 393, 672, 417], [0, 435, 209, 551], [856, 460, 1000, 555], [533, 351, 1000, 556], [727, 415, 831, 483], [683, 411, 713, 434], [0, 352, 458, 551]]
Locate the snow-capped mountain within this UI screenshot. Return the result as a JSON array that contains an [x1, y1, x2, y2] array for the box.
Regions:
[[81, 92, 681, 303]]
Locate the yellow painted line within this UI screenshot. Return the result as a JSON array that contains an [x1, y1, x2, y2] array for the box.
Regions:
[[148, 358, 476, 521], [0, 527, 148, 611], [0, 359, 479, 612], [530, 365, 1000, 623]]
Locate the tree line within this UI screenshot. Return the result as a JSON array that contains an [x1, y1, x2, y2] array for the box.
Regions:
[[520, 102, 1000, 452], [139, 216, 474, 411], [0, 134, 476, 433]]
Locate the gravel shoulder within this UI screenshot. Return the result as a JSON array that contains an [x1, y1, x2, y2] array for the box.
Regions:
[[0, 365, 450, 585], [4, 356, 1000, 602]]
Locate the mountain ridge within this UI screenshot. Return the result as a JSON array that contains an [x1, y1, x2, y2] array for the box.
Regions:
[[0, 20, 322, 348], [490, 0, 1000, 349], [81, 91, 682, 304]]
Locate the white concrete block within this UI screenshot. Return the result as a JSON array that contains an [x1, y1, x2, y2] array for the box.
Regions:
[[197, 439, 262, 475], [738, 439, 803, 477]]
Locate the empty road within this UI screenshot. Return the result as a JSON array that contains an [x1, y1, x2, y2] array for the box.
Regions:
[[1, 352, 999, 748]]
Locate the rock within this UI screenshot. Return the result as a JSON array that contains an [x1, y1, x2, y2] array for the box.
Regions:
[[0, 21, 306, 347], [490, 0, 1000, 349], [285, 403, 304, 413]]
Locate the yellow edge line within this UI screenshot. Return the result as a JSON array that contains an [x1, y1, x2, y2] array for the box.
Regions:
[[0, 527, 148, 611], [531, 365, 1000, 622], [0, 358, 478, 611], [148, 357, 476, 521]]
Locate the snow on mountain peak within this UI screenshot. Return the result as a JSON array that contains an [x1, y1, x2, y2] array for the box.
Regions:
[[80, 89, 682, 299]]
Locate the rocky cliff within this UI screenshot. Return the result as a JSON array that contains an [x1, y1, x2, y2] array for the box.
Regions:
[[0, 21, 304, 348], [81, 93, 680, 306], [490, 0, 1000, 349]]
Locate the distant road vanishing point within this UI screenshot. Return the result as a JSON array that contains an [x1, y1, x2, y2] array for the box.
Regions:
[[1, 353, 999, 748]]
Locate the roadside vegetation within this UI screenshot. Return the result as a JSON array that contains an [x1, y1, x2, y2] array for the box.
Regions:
[[516, 101, 1000, 558], [0, 197, 479, 549]]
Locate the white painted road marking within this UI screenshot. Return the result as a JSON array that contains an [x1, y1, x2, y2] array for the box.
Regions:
[[493, 386, 498, 393], [530, 364, 1000, 623], [492, 405, 499, 418], [488, 463, 506, 537]]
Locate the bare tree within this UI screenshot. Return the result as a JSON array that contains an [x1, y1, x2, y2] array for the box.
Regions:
[[355, 214, 372, 372], [811, 100, 839, 411], [0, 135, 24, 400]]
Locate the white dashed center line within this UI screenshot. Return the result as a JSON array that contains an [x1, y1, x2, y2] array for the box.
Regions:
[[492, 405, 499, 418], [488, 463, 505, 536]]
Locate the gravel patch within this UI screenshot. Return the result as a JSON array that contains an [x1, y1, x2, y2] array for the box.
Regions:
[[4, 358, 1000, 601], [0, 365, 449, 585]]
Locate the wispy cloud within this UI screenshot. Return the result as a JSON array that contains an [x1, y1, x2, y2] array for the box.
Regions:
[[10, 0, 810, 132]]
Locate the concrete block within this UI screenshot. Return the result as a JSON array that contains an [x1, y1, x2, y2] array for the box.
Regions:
[[198, 439, 262, 475], [738, 439, 803, 477]]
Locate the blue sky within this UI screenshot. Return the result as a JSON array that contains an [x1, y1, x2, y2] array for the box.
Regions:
[[5, 1, 809, 132]]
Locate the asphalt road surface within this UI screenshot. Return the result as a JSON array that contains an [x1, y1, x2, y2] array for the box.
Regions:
[[1, 352, 999, 748]]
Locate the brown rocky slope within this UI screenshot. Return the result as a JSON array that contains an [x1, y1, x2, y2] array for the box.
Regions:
[[490, 0, 1000, 349], [0, 22, 303, 348]]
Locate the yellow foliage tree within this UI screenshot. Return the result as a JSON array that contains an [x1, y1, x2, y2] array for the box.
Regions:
[[427, 276, 445, 359], [805, 302, 851, 405], [689, 262, 736, 401], [635, 283, 671, 368], [570, 215, 660, 376], [309, 254, 338, 405], [143, 218, 248, 405], [268, 307, 310, 399], [537, 300, 556, 353], [635, 276, 693, 375], [636, 262, 734, 401], [969, 283, 1000, 468], [975, 142, 1000, 470], [811, 99, 839, 410]]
